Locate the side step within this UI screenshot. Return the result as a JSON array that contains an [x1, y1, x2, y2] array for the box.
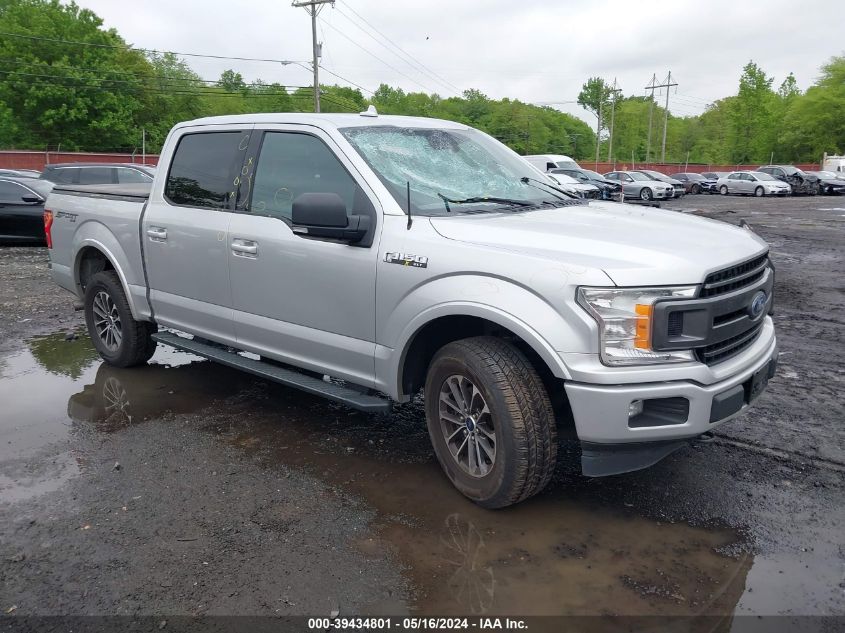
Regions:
[[151, 331, 391, 414]]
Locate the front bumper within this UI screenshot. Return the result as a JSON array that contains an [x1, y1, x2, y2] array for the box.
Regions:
[[564, 327, 778, 473]]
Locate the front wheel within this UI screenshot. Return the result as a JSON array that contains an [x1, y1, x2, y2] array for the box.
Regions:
[[424, 337, 557, 509], [84, 271, 157, 367], [719, 185, 729, 195], [754, 186, 764, 197], [691, 184, 700, 195], [639, 187, 653, 201]]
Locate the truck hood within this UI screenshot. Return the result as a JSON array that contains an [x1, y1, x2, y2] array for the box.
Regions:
[[429, 201, 769, 286]]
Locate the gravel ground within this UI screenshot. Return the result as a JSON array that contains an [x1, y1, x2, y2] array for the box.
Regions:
[[0, 194, 843, 623]]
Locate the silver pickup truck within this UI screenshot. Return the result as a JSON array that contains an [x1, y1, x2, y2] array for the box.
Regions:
[[45, 112, 777, 508]]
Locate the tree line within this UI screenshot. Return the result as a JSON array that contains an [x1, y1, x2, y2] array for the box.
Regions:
[[1, 0, 842, 164]]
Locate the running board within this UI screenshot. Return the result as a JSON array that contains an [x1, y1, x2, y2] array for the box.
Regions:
[[151, 331, 391, 414]]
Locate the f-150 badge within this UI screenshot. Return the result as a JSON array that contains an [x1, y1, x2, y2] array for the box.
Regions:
[[384, 252, 428, 268]]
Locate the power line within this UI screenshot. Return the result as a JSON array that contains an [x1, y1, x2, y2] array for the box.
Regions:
[[318, 64, 374, 95], [332, 2, 460, 95], [292, 0, 334, 113], [317, 17, 440, 94], [0, 30, 309, 65]]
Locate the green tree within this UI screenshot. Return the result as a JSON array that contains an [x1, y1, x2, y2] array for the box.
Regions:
[[0, 0, 151, 150], [728, 61, 777, 162], [219, 69, 245, 92]]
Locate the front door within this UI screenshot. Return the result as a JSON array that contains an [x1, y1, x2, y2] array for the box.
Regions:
[[142, 127, 254, 343], [227, 127, 382, 387], [0, 180, 43, 240]]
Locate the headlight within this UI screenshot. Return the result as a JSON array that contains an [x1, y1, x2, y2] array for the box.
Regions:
[[577, 286, 698, 366]]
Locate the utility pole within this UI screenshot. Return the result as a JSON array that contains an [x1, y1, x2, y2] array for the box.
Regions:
[[606, 78, 622, 163], [292, 0, 334, 113], [644, 74, 657, 164], [654, 71, 678, 163], [594, 90, 604, 167]]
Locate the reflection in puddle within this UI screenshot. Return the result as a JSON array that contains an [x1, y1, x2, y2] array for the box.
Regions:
[[1, 331, 807, 619]]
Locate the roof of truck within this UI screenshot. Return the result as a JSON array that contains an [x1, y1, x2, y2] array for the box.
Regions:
[[178, 112, 469, 130]]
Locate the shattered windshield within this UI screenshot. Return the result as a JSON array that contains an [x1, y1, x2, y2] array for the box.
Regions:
[[339, 125, 567, 216]]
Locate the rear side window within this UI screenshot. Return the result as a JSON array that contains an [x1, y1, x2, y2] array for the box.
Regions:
[[48, 168, 76, 184], [117, 168, 152, 184], [250, 132, 358, 221], [165, 131, 250, 209], [78, 167, 115, 185]]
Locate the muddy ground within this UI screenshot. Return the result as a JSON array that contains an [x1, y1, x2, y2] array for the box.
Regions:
[[0, 195, 843, 626]]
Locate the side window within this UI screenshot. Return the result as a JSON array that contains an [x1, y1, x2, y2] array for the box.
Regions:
[[165, 131, 250, 209], [546, 162, 556, 171], [622, 174, 633, 182], [0, 181, 26, 201], [78, 167, 116, 185], [117, 168, 152, 184], [49, 168, 76, 184], [250, 132, 359, 222]]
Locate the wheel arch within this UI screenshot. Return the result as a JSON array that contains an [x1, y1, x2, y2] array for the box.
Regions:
[[389, 304, 572, 402], [73, 239, 140, 320]]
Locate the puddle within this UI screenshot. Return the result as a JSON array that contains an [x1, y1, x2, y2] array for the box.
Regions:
[[1, 332, 839, 617]]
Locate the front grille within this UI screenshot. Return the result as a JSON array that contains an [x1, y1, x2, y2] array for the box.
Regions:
[[701, 253, 769, 298], [668, 311, 684, 335], [696, 322, 764, 365]]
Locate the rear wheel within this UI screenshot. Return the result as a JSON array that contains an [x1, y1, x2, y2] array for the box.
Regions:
[[719, 185, 729, 195], [84, 271, 157, 367], [639, 187, 653, 201], [754, 186, 764, 197], [424, 337, 557, 509]]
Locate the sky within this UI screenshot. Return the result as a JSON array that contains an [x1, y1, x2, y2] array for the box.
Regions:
[[75, 0, 843, 126]]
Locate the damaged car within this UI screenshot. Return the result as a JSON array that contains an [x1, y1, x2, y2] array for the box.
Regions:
[[805, 171, 845, 195], [757, 165, 820, 195]]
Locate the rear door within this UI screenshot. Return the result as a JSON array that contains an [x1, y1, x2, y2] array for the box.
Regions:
[[142, 126, 254, 343], [226, 126, 382, 386]]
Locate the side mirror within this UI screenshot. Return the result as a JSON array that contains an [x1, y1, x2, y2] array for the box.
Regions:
[[21, 194, 43, 204], [291, 192, 370, 244]]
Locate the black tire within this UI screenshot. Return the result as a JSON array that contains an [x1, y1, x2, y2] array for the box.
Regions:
[[84, 271, 157, 367], [424, 336, 557, 509], [719, 185, 729, 195], [639, 187, 653, 201], [754, 186, 764, 197], [691, 184, 700, 195]]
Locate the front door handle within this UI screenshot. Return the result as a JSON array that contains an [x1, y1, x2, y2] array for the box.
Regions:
[[146, 226, 167, 242], [231, 238, 258, 258]]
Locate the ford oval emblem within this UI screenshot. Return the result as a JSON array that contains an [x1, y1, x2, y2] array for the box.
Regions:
[[749, 291, 767, 319]]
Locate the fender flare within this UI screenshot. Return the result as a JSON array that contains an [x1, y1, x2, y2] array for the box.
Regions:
[[72, 236, 141, 320], [383, 301, 573, 401]]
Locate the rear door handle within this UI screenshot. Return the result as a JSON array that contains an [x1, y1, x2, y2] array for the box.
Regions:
[[146, 226, 167, 242], [231, 238, 258, 257]]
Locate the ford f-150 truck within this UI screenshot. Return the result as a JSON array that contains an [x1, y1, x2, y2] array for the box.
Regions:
[[45, 112, 778, 508]]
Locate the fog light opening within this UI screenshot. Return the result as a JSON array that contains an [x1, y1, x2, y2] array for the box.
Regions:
[[628, 399, 644, 418]]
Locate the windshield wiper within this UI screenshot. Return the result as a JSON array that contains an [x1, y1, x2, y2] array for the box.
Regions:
[[436, 193, 533, 212], [520, 176, 579, 200]]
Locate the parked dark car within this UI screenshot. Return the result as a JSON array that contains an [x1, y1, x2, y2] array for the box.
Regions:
[[631, 169, 685, 198], [757, 165, 820, 195], [0, 168, 40, 178], [702, 171, 731, 181], [805, 171, 845, 195], [40, 162, 155, 185], [550, 167, 622, 200], [672, 172, 718, 194], [0, 177, 53, 244]]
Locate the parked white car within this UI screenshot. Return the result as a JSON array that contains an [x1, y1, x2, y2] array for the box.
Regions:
[[547, 172, 601, 198], [524, 154, 580, 172], [717, 171, 791, 197]]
